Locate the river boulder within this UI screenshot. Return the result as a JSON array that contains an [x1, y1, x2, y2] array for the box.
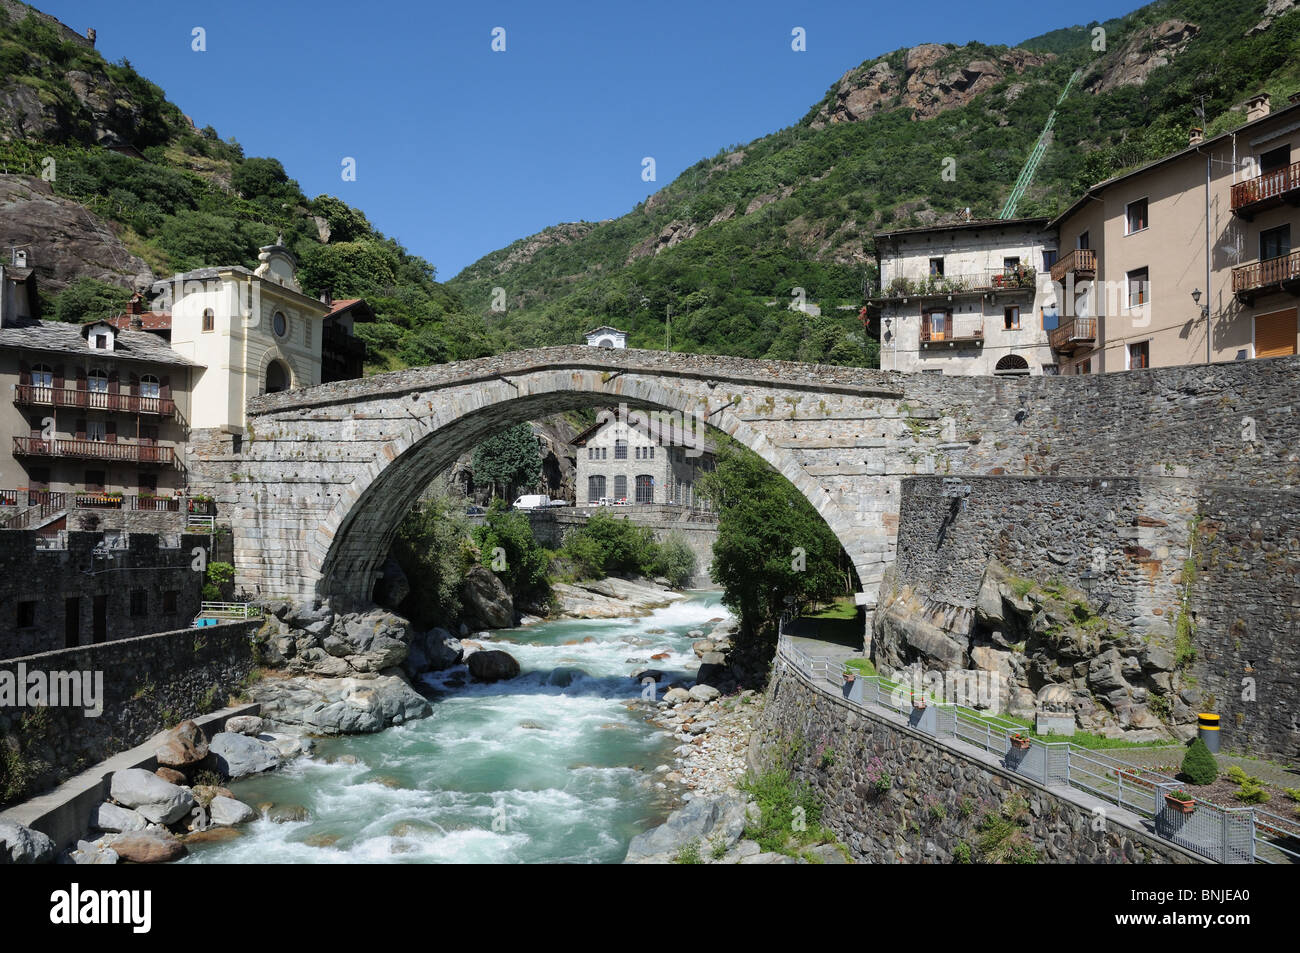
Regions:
[[207, 732, 281, 779], [624, 794, 749, 863], [109, 768, 196, 825], [462, 566, 515, 629], [153, 719, 209, 769], [0, 819, 55, 864], [110, 832, 186, 864], [468, 649, 521, 682]]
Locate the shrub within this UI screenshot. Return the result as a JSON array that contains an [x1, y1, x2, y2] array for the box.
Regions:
[[1180, 737, 1218, 786]]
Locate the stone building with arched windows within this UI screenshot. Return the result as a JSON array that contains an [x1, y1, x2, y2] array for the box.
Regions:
[[572, 414, 715, 507]]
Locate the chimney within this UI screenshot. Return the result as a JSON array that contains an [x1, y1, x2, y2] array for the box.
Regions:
[[86, 28, 96, 47], [320, 289, 333, 307], [1247, 92, 1271, 122], [1189, 127, 1204, 146], [127, 293, 144, 316]]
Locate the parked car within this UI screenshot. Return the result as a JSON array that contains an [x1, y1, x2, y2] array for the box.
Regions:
[[545, 499, 571, 507], [512, 494, 552, 510], [465, 505, 486, 516]]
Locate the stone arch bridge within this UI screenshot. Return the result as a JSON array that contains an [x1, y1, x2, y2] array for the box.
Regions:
[[189, 347, 1300, 610]]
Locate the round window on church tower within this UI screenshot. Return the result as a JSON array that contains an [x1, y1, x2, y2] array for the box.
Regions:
[[273, 311, 287, 338]]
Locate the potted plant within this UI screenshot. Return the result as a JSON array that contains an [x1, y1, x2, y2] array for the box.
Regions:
[[911, 692, 927, 711], [1165, 789, 1196, 815], [844, 668, 856, 684], [1009, 732, 1033, 750]]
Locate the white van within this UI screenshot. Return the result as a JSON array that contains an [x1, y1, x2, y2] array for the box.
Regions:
[[512, 494, 552, 510]]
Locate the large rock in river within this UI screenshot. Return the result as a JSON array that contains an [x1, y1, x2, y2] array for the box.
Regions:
[[467, 649, 521, 682], [0, 819, 55, 864], [154, 719, 209, 769], [108, 768, 196, 825], [206, 732, 281, 779], [462, 566, 515, 628]]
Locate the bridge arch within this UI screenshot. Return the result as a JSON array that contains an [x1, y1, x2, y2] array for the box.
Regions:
[[305, 369, 857, 605]]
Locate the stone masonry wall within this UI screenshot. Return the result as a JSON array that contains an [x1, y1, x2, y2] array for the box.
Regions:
[[0, 620, 257, 808], [754, 660, 1201, 864], [0, 530, 207, 658], [889, 476, 1300, 759]]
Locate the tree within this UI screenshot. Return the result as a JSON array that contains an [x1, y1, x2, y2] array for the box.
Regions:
[[310, 194, 373, 244], [699, 444, 848, 639], [472, 499, 550, 597], [472, 423, 542, 500], [1180, 737, 1218, 786], [391, 477, 471, 628], [51, 277, 132, 324]]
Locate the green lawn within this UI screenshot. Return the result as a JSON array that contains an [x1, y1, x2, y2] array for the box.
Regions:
[[804, 597, 860, 621], [844, 657, 877, 676]]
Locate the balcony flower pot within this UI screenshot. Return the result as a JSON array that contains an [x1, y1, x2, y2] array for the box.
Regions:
[[1165, 791, 1196, 815], [1009, 733, 1033, 750]]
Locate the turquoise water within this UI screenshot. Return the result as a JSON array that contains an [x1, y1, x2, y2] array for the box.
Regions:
[[183, 591, 731, 864]]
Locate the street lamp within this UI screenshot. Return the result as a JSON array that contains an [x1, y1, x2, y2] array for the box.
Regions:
[[1191, 288, 1208, 318]]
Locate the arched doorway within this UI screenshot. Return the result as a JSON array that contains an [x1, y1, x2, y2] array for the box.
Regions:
[[994, 354, 1031, 377], [265, 360, 291, 394]]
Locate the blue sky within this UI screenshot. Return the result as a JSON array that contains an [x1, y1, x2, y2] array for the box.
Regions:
[[37, 0, 1144, 278]]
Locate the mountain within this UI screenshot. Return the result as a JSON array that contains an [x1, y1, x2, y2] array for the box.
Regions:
[[2, 0, 1299, 371]]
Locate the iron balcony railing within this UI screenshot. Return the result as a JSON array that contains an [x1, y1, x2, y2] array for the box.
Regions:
[[13, 385, 178, 418], [873, 268, 1038, 301], [1049, 248, 1097, 284], [1232, 250, 1300, 295], [13, 436, 176, 466], [1048, 315, 1098, 352], [1230, 159, 1300, 212]]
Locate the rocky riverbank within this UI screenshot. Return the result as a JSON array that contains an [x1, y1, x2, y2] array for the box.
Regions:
[[550, 576, 685, 618]]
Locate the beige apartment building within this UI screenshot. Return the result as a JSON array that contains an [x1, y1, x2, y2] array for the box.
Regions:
[[868, 218, 1061, 376], [1049, 92, 1300, 374]]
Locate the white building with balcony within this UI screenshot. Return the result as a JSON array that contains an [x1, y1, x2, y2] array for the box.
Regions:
[[868, 218, 1062, 376]]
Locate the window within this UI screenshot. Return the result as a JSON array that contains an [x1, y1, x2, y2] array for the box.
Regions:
[[1260, 145, 1291, 174], [32, 363, 53, 387], [615, 440, 627, 460], [17, 601, 36, 628], [202, 308, 215, 332], [994, 354, 1030, 376], [601, 447, 607, 460], [129, 590, 147, 617], [138, 473, 157, 493], [1125, 198, 1149, 235], [926, 310, 950, 341], [1129, 341, 1150, 369], [587, 475, 606, 502], [929, 257, 944, 276], [140, 375, 160, 398], [85, 470, 105, 492], [163, 591, 178, 613], [1004, 306, 1020, 330], [1261, 224, 1291, 261], [273, 311, 287, 337], [648, 446, 654, 459], [614, 475, 627, 500], [94, 334, 108, 349], [1041, 305, 1060, 332], [635, 474, 654, 504], [1003, 256, 1020, 272], [86, 420, 106, 442], [1077, 231, 1090, 250], [1127, 267, 1149, 308], [87, 369, 109, 393], [1042, 249, 1059, 271]]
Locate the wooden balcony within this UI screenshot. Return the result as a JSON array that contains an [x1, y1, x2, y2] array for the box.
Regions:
[[13, 436, 176, 466], [1049, 316, 1098, 354], [1230, 160, 1300, 219], [920, 320, 984, 347], [1050, 249, 1096, 284], [13, 385, 178, 418], [1232, 251, 1300, 304]]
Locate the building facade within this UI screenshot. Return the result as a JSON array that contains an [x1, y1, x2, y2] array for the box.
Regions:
[[161, 242, 331, 435], [573, 416, 714, 506], [1049, 92, 1300, 374], [584, 326, 628, 349], [0, 316, 197, 500], [869, 218, 1060, 376]]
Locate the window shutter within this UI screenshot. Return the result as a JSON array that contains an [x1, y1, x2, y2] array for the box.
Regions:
[[160, 375, 171, 398], [53, 365, 64, 388], [128, 373, 139, 396], [75, 368, 86, 391], [108, 370, 119, 393], [105, 421, 116, 444], [19, 361, 30, 386], [76, 418, 86, 440]]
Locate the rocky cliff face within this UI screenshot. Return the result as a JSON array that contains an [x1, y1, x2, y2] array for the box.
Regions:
[[0, 173, 152, 292], [871, 561, 1197, 741], [810, 43, 1054, 127], [1084, 19, 1200, 95]]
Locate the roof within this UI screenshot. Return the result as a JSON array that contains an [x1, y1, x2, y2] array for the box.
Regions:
[[1049, 97, 1300, 228], [874, 217, 1052, 243], [105, 312, 172, 332], [0, 319, 200, 367], [3, 266, 35, 282], [584, 326, 627, 336], [571, 415, 717, 455], [324, 298, 375, 322]]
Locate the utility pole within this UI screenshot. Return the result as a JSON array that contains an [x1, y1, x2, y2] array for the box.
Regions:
[[665, 304, 671, 353]]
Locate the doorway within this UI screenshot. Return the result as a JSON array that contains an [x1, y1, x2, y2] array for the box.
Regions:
[[92, 594, 107, 643]]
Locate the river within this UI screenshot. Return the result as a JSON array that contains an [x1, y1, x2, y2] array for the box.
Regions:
[[182, 591, 731, 864]]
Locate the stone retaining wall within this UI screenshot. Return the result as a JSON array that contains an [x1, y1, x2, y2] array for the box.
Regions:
[[0, 620, 258, 808], [754, 660, 1202, 864]]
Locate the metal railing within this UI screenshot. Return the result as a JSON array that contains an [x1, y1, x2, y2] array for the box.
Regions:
[[185, 515, 215, 532], [874, 269, 1038, 301], [12, 384, 178, 417], [774, 628, 1289, 864], [920, 318, 984, 344], [196, 601, 262, 620]]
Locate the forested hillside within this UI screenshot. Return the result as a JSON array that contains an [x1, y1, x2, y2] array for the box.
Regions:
[[3, 0, 1298, 372]]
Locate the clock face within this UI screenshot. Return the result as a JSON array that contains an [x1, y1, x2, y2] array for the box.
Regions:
[[273, 311, 287, 337]]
